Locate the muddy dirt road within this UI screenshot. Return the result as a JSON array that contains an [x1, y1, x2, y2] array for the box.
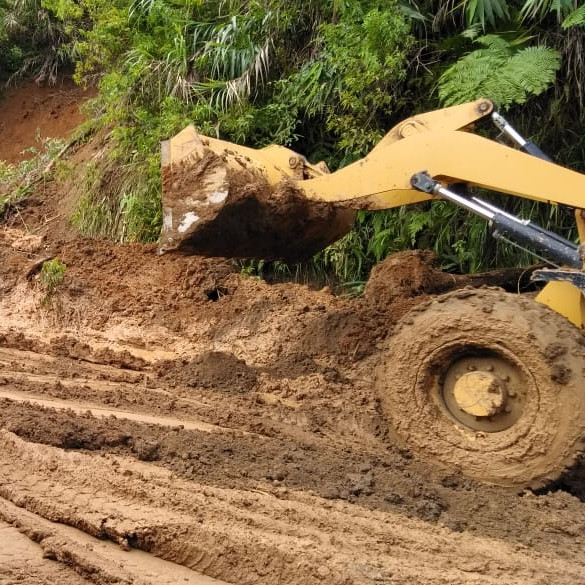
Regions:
[[1, 214, 585, 584]]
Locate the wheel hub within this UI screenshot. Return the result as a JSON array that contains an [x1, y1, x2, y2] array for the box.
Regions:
[[441, 354, 525, 432], [453, 371, 507, 417]]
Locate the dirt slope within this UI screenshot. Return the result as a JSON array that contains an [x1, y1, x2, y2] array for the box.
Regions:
[[0, 85, 585, 583], [0, 79, 95, 164]]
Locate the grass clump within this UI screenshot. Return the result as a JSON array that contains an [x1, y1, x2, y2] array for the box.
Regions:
[[40, 257, 67, 305]]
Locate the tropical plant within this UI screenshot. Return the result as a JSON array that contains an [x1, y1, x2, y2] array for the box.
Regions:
[[438, 34, 560, 108], [563, 4, 585, 28]]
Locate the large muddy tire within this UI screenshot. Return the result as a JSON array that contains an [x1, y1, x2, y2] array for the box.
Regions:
[[376, 288, 585, 488]]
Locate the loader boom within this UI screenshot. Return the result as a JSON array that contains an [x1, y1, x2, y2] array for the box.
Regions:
[[162, 99, 585, 210], [296, 99, 585, 211]]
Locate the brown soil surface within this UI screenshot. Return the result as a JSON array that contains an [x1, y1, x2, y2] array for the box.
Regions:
[[0, 101, 585, 583], [1, 219, 585, 583], [0, 78, 95, 164]]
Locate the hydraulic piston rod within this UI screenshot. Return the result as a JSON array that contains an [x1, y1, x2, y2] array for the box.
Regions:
[[411, 172, 584, 269], [491, 112, 552, 162]]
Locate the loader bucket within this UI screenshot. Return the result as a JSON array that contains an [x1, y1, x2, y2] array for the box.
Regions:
[[159, 126, 355, 261]]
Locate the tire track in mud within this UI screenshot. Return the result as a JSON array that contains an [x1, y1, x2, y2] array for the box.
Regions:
[[0, 389, 226, 432], [0, 339, 585, 584], [0, 499, 231, 585], [1, 430, 584, 585], [0, 519, 92, 585]]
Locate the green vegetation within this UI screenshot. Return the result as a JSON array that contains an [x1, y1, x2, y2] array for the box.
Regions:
[[1, 0, 585, 287], [40, 257, 67, 305]]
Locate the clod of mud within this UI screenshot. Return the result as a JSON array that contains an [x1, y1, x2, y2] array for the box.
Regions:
[[1, 227, 44, 254], [364, 249, 538, 310], [159, 351, 259, 393], [159, 148, 355, 261]]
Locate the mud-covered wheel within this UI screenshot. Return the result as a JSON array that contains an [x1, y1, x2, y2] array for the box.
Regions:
[[376, 288, 585, 488]]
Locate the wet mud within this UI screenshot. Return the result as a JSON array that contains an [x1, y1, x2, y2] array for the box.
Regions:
[[160, 147, 355, 261], [1, 217, 585, 583]]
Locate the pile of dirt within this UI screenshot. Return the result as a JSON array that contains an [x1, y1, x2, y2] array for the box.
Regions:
[[364, 249, 455, 306], [159, 351, 259, 393], [364, 249, 537, 309]]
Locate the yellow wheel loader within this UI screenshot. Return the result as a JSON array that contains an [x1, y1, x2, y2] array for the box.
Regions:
[[160, 99, 585, 489]]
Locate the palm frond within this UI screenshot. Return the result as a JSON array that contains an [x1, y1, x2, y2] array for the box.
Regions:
[[193, 38, 273, 109], [520, 0, 574, 22], [462, 0, 511, 28], [3, 9, 22, 33], [129, 0, 161, 18]]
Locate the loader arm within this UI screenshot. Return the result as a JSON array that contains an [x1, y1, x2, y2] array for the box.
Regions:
[[163, 98, 585, 211], [299, 99, 585, 211], [300, 103, 585, 327]]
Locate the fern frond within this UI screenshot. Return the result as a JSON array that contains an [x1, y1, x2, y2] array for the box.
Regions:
[[499, 46, 560, 96], [475, 34, 514, 52], [439, 35, 560, 108], [562, 4, 585, 28]]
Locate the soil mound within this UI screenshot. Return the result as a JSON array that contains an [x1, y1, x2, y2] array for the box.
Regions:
[[364, 249, 455, 306], [160, 351, 259, 393]]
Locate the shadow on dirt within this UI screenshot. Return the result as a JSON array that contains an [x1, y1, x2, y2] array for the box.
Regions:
[[534, 459, 585, 501]]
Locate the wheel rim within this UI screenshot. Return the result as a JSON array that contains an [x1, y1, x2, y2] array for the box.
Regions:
[[438, 350, 527, 432]]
